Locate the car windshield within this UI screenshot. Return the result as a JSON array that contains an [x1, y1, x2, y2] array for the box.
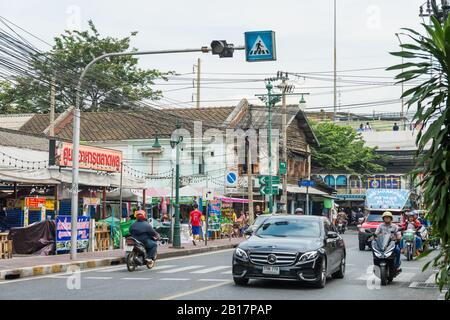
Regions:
[[367, 213, 401, 223], [253, 215, 270, 228], [255, 219, 321, 238]]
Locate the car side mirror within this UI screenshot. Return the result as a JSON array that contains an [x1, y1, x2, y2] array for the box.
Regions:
[[327, 231, 339, 239], [244, 229, 253, 236]]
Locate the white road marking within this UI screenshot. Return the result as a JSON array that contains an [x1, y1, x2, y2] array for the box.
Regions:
[[160, 278, 190, 281], [221, 270, 232, 274], [198, 278, 230, 282], [356, 272, 416, 282], [120, 277, 152, 281], [85, 276, 113, 280], [160, 280, 233, 300], [395, 272, 416, 282], [158, 265, 204, 273], [151, 265, 178, 271], [190, 266, 230, 274], [425, 273, 436, 284]]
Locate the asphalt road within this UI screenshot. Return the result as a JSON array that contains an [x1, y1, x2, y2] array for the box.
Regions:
[[0, 231, 445, 300]]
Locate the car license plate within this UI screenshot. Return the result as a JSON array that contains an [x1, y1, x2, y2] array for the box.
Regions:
[[262, 266, 280, 275]]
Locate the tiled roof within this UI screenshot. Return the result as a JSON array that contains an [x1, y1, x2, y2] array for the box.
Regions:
[[20, 107, 234, 141], [18, 105, 317, 153], [0, 127, 50, 151]]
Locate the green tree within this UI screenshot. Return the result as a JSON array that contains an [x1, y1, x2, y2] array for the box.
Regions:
[[388, 16, 450, 299], [311, 121, 384, 174], [3, 20, 168, 114]]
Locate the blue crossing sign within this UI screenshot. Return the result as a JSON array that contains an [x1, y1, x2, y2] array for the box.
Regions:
[[244, 31, 276, 62]]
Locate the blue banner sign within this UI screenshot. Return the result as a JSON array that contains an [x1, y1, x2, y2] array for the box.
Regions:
[[55, 216, 90, 253], [365, 189, 410, 210]]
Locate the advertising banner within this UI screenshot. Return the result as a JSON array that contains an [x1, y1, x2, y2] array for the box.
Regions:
[[55, 216, 90, 253], [57, 142, 122, 172], [365, 189, 410, 210]]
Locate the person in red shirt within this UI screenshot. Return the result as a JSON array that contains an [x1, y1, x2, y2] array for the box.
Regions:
[[189, 204, 203, 245]]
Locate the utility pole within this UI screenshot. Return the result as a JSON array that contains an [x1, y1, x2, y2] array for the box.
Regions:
[[246, 137, 254, 225], [333, 0, 337, 123], [49, 76, 56, 137], [267, 82, 274, 214], [195, 58, 201, 109], [281, 78, 288, 214]]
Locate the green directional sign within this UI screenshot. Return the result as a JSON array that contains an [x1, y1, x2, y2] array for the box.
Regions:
[[259, 175, 280, 185], [260, 186, 279, 195]]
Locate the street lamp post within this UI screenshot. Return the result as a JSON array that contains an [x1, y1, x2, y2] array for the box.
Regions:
[[70, 44, 244, 259], [170, 124, 183, 248]]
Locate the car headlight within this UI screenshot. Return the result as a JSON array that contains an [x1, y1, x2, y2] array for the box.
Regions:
[[298, 251, 319, 264], [235, 248, 249, 261]]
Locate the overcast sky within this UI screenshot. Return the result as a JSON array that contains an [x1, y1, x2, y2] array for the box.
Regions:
[[1, 0, 427, 115]]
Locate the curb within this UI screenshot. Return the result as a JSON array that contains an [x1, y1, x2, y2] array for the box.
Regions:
[[0, 242, 238, 281]]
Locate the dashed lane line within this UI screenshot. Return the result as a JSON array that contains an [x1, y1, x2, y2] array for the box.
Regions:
[[160, 278, 190, 281], [158, 265, 204, 273], [120, 277, 153, 281], [84, 276, 113, 280]]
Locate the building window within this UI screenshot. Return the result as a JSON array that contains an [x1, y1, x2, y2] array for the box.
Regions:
[[336, 175, 347, 187], [324, 175, 335, 187]]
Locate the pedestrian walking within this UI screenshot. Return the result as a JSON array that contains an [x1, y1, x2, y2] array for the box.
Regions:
[[189, 203, 203, 246], [364, 122, 372, 131], [357, 123, 364, 132], [393, 123, 399, 131]]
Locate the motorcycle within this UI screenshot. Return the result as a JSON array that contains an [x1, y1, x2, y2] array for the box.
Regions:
[[337, 221, 346, 234], [371, 234, 400, 286], [402, 229, 416, 261], [125, 237, 156, 272]]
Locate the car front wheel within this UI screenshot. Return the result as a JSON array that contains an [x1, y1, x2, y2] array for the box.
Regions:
[[314, 258, 327, 288]]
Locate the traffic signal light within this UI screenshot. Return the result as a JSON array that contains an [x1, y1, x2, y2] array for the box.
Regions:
[[210, 40, 234, 58]]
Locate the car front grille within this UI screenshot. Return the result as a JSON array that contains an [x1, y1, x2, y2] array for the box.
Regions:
[[249, 251, 298, 266]]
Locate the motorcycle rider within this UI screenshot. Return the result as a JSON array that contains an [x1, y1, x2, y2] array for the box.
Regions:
[[336, 208, 348, 232], [129, 210, 160, 267], [374, 211, 402, 273], [402, 211, 423, 256], [418, 211, 430, 228]]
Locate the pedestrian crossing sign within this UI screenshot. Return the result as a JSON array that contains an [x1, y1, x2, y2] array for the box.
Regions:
[[245, 30, 276, 62]]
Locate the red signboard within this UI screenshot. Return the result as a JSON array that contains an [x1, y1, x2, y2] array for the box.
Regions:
[[57, 143, 122, 172], [25, 197, 46, 208]]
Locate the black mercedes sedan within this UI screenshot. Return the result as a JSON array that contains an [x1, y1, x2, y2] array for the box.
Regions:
[[232, 215, 346, 288]]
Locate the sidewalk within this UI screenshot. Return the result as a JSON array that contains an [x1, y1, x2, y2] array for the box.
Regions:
[[0, 237, 242, 280]]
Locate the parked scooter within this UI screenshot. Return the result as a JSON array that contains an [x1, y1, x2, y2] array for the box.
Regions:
[[125, 237, 156, 272], [371, 234, 400, 285]]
